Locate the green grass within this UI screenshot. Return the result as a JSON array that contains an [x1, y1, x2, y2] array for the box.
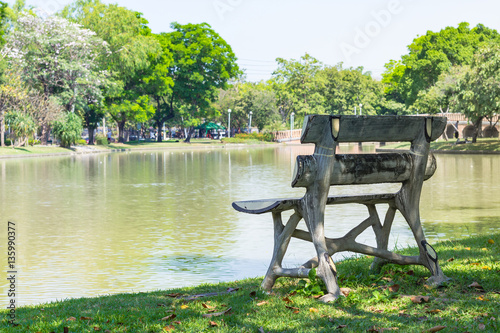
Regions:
[[0, 145, 72, 155], [221, 137, 273, 144], [382, 138, 500, 152], [2, 233, 499, 332], [0, 138, 264, 156]]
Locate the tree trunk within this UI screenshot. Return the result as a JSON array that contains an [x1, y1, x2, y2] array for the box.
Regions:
[[472, 116, 483, 143], [40, 123, 50, 145], [0, 113, 4, 147], [88, 126, 95, 145], [156, 120, 163, 142], [184, 127, 194, 143], [117, 120, 126, 143]]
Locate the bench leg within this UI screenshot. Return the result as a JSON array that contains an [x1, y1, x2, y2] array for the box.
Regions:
[[370, 204, 397, 273], [261, 211, 302, 291], [301, 197, 341, 303], [397, 194, 449, 286]]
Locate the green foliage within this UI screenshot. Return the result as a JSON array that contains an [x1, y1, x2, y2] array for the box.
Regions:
[[162, 22, 240, 141], [271, 53, 325, 123], [5, 14, 110, 108], [52, 112, 83, 148], [94, 134, 108, 145], [0, 1, 7, 46], [28, 139, 39, 145], [293, 268, 326, 297], [221, 132, 274, 143], [61, 0, 160, 79], [236, 132, 273, 142], [61, 0, 161, 142], [5, 110, 36, 146], [454, 43, 500, 141], [214, 81, 280, 131], [413, 65, 466, 114], [76, 139, 87, 145], [317, 64, 385, 116], [384, 22, 500, 107]]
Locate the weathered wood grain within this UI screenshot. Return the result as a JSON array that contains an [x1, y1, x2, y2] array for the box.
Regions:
[[292, 152, 437, 187]]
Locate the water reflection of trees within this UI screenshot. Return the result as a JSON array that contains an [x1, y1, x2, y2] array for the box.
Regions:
[[1, 150, 499, 305]]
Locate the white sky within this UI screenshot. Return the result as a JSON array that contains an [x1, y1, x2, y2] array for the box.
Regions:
[[9, 0, 500, 81]]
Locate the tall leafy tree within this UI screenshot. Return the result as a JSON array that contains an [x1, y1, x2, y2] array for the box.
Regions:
[[0, 70, 62, 146], [413, 65, 466, 115], [318, 64, 385, 115], [383, 22, 500, 107], [61, 0, 161, 142], [454, 43, 500, 142], [271, 53, 325, 123], [141, 33, 173, 142], [0, 1, 7, 45], [214, 81, 279, 132], [3, 13, 109, 143], [0, 70, 27, 146], [160, 22, 240, 142]]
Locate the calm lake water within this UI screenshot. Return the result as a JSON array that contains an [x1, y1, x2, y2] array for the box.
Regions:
[[1, 145, 499, 306]]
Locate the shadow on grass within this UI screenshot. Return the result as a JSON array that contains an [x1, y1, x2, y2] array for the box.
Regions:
[[2, 233, 499, 332]]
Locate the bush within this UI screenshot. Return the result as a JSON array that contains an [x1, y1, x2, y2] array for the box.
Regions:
[[5, 111, 37, 146], [76, 139, 87, 145], [95, 134, 108, 146], [28, 139, 40, 146], [234, 132, 274, 142], [52, 112, 84, 148]]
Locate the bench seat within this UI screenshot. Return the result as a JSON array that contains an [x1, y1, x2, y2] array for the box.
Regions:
[[232, 193, 397, 214]]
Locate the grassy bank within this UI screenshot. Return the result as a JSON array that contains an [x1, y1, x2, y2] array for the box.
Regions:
[[0, 145, 72, 155], [1, 233, 499, 332], [0, 139, 231, 156], [382, 138, 500, 152]]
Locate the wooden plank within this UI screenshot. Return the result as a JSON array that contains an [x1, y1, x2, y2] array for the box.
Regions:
[[232, 193, 396, 215], [300, 115, 446, 144], [292, 152, 437, 187], [232, 198, 299, 214]]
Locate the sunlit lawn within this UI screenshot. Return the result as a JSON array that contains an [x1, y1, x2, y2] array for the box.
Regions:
[[0, 145, 71, 155], [0, 139, 231, 156], [1, 233, 499, 332], [383, 138, 500, 152]]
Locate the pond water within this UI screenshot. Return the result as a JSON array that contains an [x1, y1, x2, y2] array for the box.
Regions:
[[1, 146, 499, 306]]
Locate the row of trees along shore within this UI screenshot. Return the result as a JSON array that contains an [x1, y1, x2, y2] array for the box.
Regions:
[[1, 1, 500, 147]]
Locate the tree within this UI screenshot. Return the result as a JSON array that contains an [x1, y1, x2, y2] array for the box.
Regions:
[[160, 22, 240, 142], [61, 0, 162, 142], [318, 64, 385, 116], [0, 1, 7, 45], [141, 33, 173, 142], [238, 82, 278, 131], [0, 70, 26, 146], [52, 111, 83, 147], [381, 59, 406, 104], [3, 13, 109, 143], [214, 81, 279, 132], [454, 43, 500, 142], [271, 53, 325, 123], [108, 95, 154, 141], [413, 65, 466, 115], [5, 110, 35, 146], [383, 22, 500, 107], [213, 83, 241, 132]]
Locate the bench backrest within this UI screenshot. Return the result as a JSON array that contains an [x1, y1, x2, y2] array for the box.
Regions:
[[292, 115, 447, 189]]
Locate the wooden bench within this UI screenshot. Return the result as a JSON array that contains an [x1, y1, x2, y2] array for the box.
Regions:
[[233, 115, 449, 302]]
